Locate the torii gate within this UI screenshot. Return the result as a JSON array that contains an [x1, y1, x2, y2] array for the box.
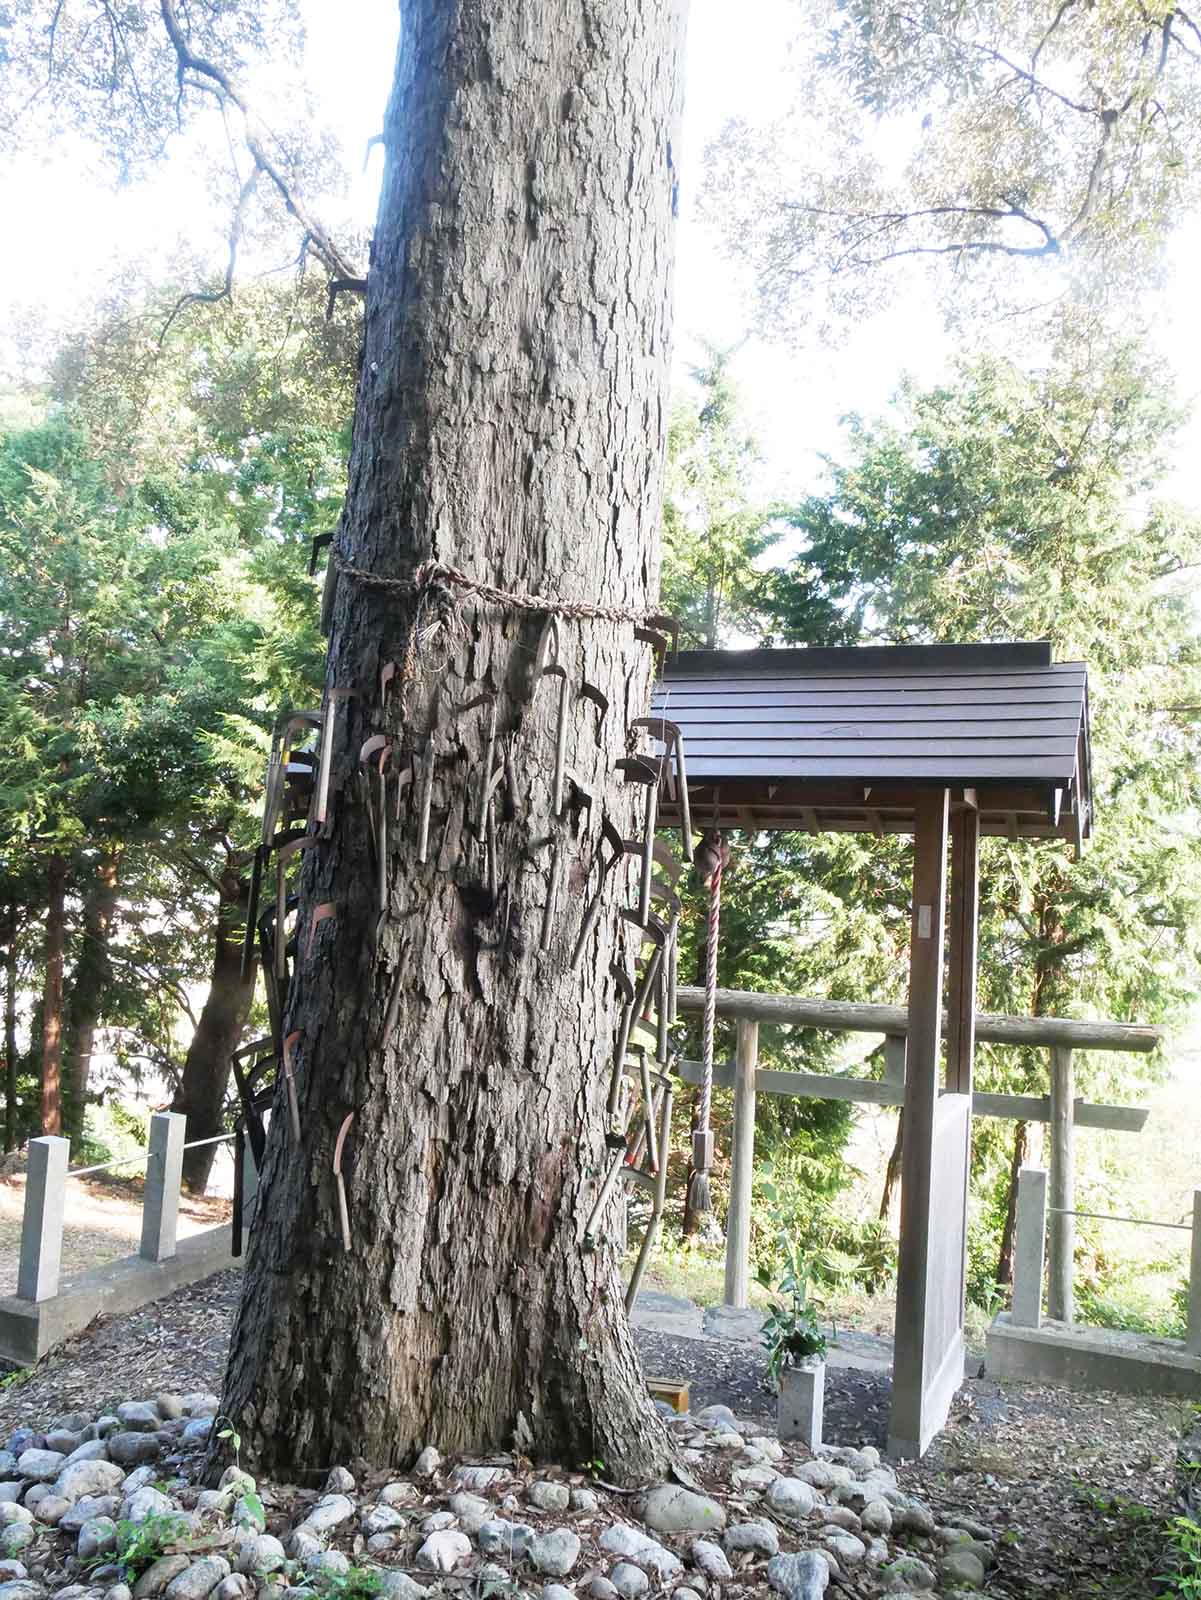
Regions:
[[653, 640, 1097, 1457]]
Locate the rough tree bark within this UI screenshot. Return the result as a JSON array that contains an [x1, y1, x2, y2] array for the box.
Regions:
[[40, 854, 67, 1137], [65, 853, 119, 1142], [220, 0, 688, 1482], [171, 871, 256, 1194]]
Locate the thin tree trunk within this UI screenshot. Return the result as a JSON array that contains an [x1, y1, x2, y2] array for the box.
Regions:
[[219, 0, 687, 1483], [172, 874, 256, 1194], [879, 1110, 904, 1220], [3, 931, 17, 1153], [40, 853, 67, 1137], [996, 1119, 1028, 1287], [65, 853, 119, 1142]]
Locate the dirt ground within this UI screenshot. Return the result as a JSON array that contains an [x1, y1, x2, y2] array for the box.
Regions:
[[0, 1271, 1186, 1598], [0, 1170, 230, 1296]]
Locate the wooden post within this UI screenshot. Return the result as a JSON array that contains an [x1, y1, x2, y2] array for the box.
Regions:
[[889, 787, 950, 1459], [1047, 1047, 1075, 1323], [724, 1018, 758, 1309], [883, 1035, 906, 1084], [945, 805, 979, 1095], [1187, 1190, 1201, 1357]]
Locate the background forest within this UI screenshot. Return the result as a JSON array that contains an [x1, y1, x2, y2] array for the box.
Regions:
[[2, 0, 1200, 1340]]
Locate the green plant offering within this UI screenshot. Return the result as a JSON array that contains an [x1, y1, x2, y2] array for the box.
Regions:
[[758, 1251, 828, 1386], [95, 1513, 192, 1583]]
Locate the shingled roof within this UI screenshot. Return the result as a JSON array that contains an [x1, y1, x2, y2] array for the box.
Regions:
[[651, 641, 1092, 844]]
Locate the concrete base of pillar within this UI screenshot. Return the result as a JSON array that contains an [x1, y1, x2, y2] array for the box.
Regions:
[[778, 1359, 825, 1449], [987, 1311, 1201, 1398]]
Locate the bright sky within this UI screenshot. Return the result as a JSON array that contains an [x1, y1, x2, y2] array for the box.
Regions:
[[1, 0, 1198, 503]]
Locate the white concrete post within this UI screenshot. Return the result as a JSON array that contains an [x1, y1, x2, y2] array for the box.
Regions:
[[779, 1359, 825, 1449], [1047, 1046, 1075, 1323], [17, 1136, 70, 1302], [140, 1112, 186, 1262], [1187, 1190, 1201, 1357], [723, 1018, 758, 1309], [1011, 1165, 1048, 1329]]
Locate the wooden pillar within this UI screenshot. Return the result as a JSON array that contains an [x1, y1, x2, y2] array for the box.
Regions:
[[723, 1018, 758, 1309], [946, 805, 979, 1095], [889, 788, 951, 1459], [1047, 1047, 1075, 1323]]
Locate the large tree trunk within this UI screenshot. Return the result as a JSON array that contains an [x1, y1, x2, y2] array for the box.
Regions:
[[64, 853, 119, 1142], [3, 925, 18, 1152], [40, 854, 67, 1137], [172, 874, 256, 1194], [220, 0, 687, 1483]]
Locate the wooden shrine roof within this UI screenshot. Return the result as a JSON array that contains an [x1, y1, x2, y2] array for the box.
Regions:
[[650, 641, 1092, 844]]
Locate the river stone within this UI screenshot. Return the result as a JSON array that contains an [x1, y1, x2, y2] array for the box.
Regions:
[[942, 1516, 992, 1542], [893, 1503, 936, 1537], [542, 1585, 575, 1600], [77, 1518, 117, 1562], [366, 1535, 397, 1555], [215, 1579, 252, 1600], [791, 1461, 836, 1493], [691, 1539, 732, 1581], [123, 1488, 175, 1525], [235, 1534, 285, 1577], [529, 1530, 580, 1577], [0, 1496, 17, 1511], [305, 1553, 350, 1581], [166, 1562, 232, 1600], [641, 1486, 725, 1536], [821, 1507, 860, 1534], [0, 1511, 30, 1529], [232, 1496, 264, 1532], [412, 1447, 440, 1478], [610, 1565, 649, 1600], [0, 1584, 42, 1600], [198, 1489, 235, 1518], [478, 1520, 534, 1560], [377, 1576, 424, 1600], [31, 1497, 68, 1527], [588, 1581, 618, 1600], [180, 1422, 211, 1445], [379, 1482, 418, 1507], [598, 1525, 682, 1581], [116, 1405, 161, 1435], [528, 1482, 571, 1514], [63, 1442, 109, 1468], [693, 1405, 737, 1428], [415, 1531, 471, 1573], [447, 1492, 490, 1533], [15, 1453, 63, 1485], [60, 1496, 120, 1534], [4, 1437, 35, 1460], [179, 1396, 219, 1418], [724, 1521, 778, 1558], [105, 1587, 132, 1600], [420, 1512, 456, 1535], [940, 1550, 985, 1589], [765, 1478, 816, 1523], [0, 1532, 32, 1559], [860, 1500, 892, 1535], [361, 1505, 406, 1536], [43, 1431, 81, 1456], [0, 1460, 15, 1482], [107, 1435, 162, 1468], [133, 1558, 191, 1599], [298, 1495, 355, 1535], [451, 1465, 503, 1491], [822, 1533, 864, 1567], [882, 1556, 936, 1591], [766, 1552, 829, 1600], [570, 1489, 599, 1513]]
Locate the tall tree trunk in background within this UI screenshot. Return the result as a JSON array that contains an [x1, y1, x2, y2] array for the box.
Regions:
[[64, 853, 119, 1142], [172, 873, 256, 1194], [996, 1119, 1028, 1286], [2, 920, 18, 1152], [879, 1111, 904, 1220], [40, 854, 67, 1137], [220, 0, 687, 1483]]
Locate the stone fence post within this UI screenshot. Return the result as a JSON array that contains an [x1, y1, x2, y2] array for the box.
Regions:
[[140, 1113, 186, 1262], [1011, 1165, 1047, 1329], [17, 1136, 69, 1302]]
